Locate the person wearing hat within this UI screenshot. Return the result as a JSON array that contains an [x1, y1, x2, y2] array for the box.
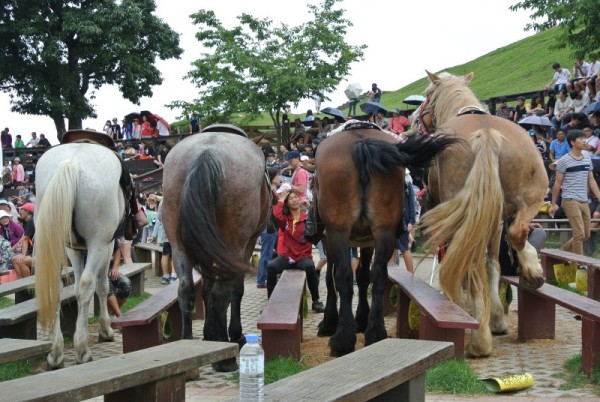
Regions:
[[0, 206, 23, 250], [388, 108, 410, 134], [110, 118, 121, 141], [11, 202, 35, 278], [131, 118, 141, 140], [285, 150, 309, 205], [11, 156, 25, 185], [496, 97, 514, 121]]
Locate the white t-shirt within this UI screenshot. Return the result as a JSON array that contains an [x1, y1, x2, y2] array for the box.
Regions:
[[554, 68, 571, 85], [583, 135, 599, 158], [157, 120, 170, 137], [588, 61, 600, 78]]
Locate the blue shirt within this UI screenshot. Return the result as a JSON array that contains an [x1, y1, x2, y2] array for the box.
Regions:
[[550, 139, 571, 159]]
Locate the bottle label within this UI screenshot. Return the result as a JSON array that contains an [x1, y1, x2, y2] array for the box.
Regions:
[[239, 356, 264, 374]]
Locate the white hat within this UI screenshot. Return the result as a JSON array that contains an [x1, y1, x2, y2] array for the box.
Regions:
[[276, 182, 292, 194], [0, 210, 11, 219], [300, 155, 309, 161]]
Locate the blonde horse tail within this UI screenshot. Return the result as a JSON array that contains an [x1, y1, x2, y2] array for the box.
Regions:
[[421, 129, 504, 318], [35, 159, 78, 332]]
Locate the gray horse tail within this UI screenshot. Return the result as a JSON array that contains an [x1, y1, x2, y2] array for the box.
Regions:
[[177, 149, 250, 280]]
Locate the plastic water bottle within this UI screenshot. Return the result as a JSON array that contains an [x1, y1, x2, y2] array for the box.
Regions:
[[239, 333, 264, 402]]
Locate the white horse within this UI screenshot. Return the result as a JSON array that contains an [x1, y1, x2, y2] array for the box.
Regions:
[[35, 142, 126, 368]]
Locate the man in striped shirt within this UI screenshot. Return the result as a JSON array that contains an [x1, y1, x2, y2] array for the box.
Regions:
[[550, 129, 600, 255]]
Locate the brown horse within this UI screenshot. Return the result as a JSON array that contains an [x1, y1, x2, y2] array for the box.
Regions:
[[413, 71, 548, 357], [161, 124, 271, 372], [314, 122, 457, 356]]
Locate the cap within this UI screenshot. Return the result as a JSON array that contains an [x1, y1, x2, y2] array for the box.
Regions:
[[300, 155, 309, 161], [0, 210, 11, 219], [245, 333, 259, 343], [276, 182, 292, 194], [285, 150, 301, 161], [19, 202, 35, 213], [390, 108, 401, 115], [0, 199, 8, 205]]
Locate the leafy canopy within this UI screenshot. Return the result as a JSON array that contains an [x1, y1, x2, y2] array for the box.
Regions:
[[510, 0, 600, 58], [169, 0, 365, 144], [0, 0, 182, 139]]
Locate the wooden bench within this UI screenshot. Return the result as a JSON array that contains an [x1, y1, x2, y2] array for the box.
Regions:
[[539, 248, 600, 301], [92, 262, 150, 315], [0, 267, 74, 304], [111, 271, 204, 353], [257, 269, 306, 361], [0, 285, 78, 339], [0, 339, 236, 402], [228, 338, 453, 402], [0, 338, 52, 364], [134, 242, 163, 276], [384, 264, 479, 359], [502, 275, 600, 376]]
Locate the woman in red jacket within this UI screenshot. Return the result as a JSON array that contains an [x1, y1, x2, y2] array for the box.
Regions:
[[267, 190, 325, 313]]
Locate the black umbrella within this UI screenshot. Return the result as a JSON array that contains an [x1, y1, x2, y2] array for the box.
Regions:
[[124, 112, 141, 124], [320, 107, 346, 122]]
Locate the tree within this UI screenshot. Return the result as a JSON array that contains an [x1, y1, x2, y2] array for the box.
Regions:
[[510, 0, 600, 58], [169, 0, 365, 145], [0, 0, 182, 141]]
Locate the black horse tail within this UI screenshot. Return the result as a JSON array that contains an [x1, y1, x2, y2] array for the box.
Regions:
[[177, 150, 249, 281], [395, 134, 461, 171]]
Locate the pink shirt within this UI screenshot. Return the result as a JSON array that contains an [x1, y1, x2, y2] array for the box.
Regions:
[[291, 168, 308, 202]]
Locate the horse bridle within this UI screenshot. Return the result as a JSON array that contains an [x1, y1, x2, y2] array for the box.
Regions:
[[414, 87, 436, 134]]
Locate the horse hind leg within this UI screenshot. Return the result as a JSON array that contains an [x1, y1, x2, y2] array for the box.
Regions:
[[510, 206, 545, 289], [487, 228, 508, 335], [354, 247, 373, 333], [173, 249, 194, 339], [317, 255, 338, 337], [363, 232, 391, 347], [94, 246, 115, 343], [205, 276, 238, 372], [46, 303, 65, 370]]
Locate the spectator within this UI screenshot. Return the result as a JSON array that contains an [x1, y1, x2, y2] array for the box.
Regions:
[[12, 157, 25, 185], [567, 55, 589, 92], [581, 125, 598, 158], [2, 161, 11, 188], [140, 115, 152, 138], [37, 134, 51, 147], [549, 128, 571, 164], [154, 143, 171, 168], [1, 128, 12, 149], [390, 171, 417, 273], [527, 95, 545, 116], [156, 118, 170, 137], [266, 190, 325, 313], [122, 119, 132, 139], [546, 62, 571, 93], [313, 92, 323, 113], [290, 118, 306, 145], [102, 120, 112, 136], [552, 90, 573, 128], [131, 118, 141, 140], [304, 109, 315, 123], [544, 90, 556, 119], [369, 83, 382, 103], [569, 90, 590, 116], [348, 97, 359, 116], [110, 118, 121, 141], [106, 268, 131, 318], [257, 167, 281, 289], [148, 202, 176, 284], [25, 132, 39, 148], [11, 203, 35, 278], [513, 96, 528, 123], [561, 112, 584, 133], [374, 110, 388, 129], [0, 208, 23, 251], [495, 97, 514, 120], [285, 150, 309, 206], [580, 54, 600, 98], [591, 111, 600, 139], [188, 115, 201, 134], [549, 129, 600, 255], [13, 135, 25, 158]]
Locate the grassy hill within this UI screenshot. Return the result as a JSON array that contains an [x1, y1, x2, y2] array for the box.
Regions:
[[246, 27, 572, 125]]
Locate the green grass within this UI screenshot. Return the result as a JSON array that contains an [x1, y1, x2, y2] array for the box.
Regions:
[[88, 291, 153, 324], [0, 296, 14, 308], [425, 359, 488, 395], [552, 355, 600, 395], [229, 355, 307, 385], [0, 359, 39, 381]]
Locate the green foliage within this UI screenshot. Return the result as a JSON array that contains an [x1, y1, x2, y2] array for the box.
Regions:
[[0, 296, 14, 309], [169, 0, 365, 144], [88, 291, 152, 324], [230, 355, 306, 385], [554, 355, 593, 392], [509, 0, 600, 58], [0, 360, 37, 381], [426, 359, 488, 395], [0, 0, 183, 138]]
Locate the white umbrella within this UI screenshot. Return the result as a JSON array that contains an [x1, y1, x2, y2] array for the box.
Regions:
[[403, 95, 426, 105], [344, 83, 362, 99], [518, 115, 553, 127]]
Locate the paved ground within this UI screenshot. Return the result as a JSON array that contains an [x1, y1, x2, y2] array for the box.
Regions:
[[32, 254, 599, 401]]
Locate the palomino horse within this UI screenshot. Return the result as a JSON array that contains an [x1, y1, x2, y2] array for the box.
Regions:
[[413, 71, 548, 357], [161, 125, 270, 372], [35, 142, 127, 368], [314, 122, 457, 356]]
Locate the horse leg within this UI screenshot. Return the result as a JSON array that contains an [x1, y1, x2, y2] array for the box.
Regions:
[[228, 274, 245, 346], [173, 249, 194, 339], [73, 246, 109, 364], [364, 233, 391, 346], [465, 260, 493, 357], [510, 206, 545, 289], [355, 247, 373, 333], [207, 277, 238, 372], [317, 257, 338, 337], [487, 227, 508, 335], [327, 231, 356, 357], [46, 296, 64, 370], [94, 246, 115, 342]]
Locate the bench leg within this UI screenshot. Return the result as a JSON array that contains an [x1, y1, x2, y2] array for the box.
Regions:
[[130, 272, 145, 297], [105, 372, 186, 402], [0, 319, 37, 339], [582, 317, 600, 377], [166, 303, 183, 342], [261, 326, 301, 361], [60, 301, 78, 337], [517, 288, 555, 341], [369, 372, 425, 402], [588, 268, 600, 302], [419, 317, 465, 359], [14, 290, 34, 304], [121, 320, 162, 353], [540, 254, 559, 282], [152, 252, 162, 277], [396, 290, 415, 339]]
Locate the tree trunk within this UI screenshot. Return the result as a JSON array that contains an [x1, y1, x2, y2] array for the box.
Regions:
[[51, 115, 67, 143]]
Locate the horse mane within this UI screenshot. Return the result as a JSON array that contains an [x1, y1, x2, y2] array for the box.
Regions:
[[427, 72, 486, 125]]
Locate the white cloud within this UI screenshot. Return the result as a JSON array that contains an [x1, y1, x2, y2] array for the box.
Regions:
[[1, 0, 538, 144]]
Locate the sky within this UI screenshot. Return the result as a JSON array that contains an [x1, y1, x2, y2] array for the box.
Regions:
[[0, 0, 538, 144]]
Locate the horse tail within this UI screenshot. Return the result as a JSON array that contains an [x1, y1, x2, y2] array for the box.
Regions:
[[35, 159, 78, 332], [421, 128, 504, 320], [395, 133, 461, 171], [177, 150, 249, 280]]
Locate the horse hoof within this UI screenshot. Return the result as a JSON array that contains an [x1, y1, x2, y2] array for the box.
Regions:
[[465, 344, 491, 358], [317, 321, 336, 337], [98, 332, 115, 342], [521, 275, 544, 290], [212, 357, 238, 372], [47, 357, 64, 370]]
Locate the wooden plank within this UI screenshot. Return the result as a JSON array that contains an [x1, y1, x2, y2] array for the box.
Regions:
[[540, 249, 600, 268], [0, 286, 76, 325], [0, 340, 236, 402], [257, 270, 306, 330], [134, 243, 163, 277], [0, 339, 52, 364], [502, 276, 600, 320], [260, 339, 453, 401], [388, 265, 478, 329], [0, 267, 74, 299]]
